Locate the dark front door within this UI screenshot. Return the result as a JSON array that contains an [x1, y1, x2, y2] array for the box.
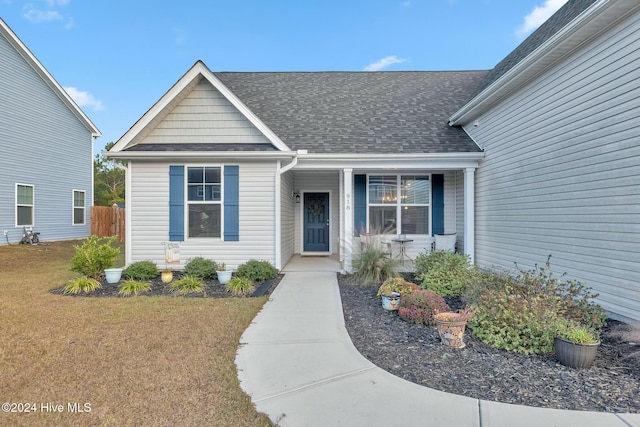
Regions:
[[303, 192, 330, 252]]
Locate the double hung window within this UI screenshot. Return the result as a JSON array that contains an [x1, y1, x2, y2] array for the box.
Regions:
[[16, 184, 34, 226], [187, 167, 221, 238], [73, 190, 86, 225], [367, 175, 430, 234]]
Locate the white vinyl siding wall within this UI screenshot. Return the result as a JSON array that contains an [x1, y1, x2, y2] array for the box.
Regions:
[[128, 161, 277, 269], [0, 31, 92, 243], [140, 80, 271, 145], [465, 10, 640, 323], [280, 170, 296, 268]]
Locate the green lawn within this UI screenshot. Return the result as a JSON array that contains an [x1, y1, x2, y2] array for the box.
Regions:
[[0, 240, 272, 426]]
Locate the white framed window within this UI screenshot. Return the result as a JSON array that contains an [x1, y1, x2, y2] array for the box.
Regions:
[[367, 174, 430, 235], [16, 183, 34, 227], [73, 190, 86, 225], [187, 166, 222, 238]]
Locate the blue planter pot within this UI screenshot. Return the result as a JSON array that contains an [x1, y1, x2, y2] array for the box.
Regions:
[[216, 270, 233, 285], [381, 292, 401, 311], [104, 268, 123, 284]]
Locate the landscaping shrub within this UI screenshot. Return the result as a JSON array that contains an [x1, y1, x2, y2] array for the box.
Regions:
[[170, 275, 205, 296], [64, 276, 101, 294], [377, 277, 419, 297], [69, 236, 120, 280], [415, 250, 477, 296], [235, 260, 277, 282], [351, 242, 399, 285], [123, 261, 159, 281], [226, 277, 255, 296], [184, 257, 218, 280], [118, 279, 152, 296], [467, 256, 606, 354], [398, 289, 450, 325]]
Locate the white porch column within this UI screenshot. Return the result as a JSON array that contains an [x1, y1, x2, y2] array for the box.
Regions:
[[463, 167, 475, 264], [343, 168, 353, 272]]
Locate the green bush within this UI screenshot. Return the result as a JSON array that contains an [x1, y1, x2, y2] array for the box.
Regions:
[[415, 251, 477, 297], [226, 277, 255, 296], [118, 279, 152, 296], [170, 275, 205, 296], [64, 276, 102, 294], [398, 289, 450, 325], [235, 260, 277, 282], [468, 256, 606, 354], [351, 243, 399, 285], [123, 261, 159, 281], [69, 236, 120, 280], [184, 257, 218, 280]]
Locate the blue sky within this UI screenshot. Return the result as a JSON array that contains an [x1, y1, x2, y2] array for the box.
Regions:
[[1, 0, 568, 153]]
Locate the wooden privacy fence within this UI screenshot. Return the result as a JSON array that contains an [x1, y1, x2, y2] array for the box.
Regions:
[[91, 205, 125, 242]]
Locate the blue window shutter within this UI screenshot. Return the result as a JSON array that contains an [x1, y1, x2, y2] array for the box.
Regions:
[[224, 165, 239, 241], [432, 174, 444, 236], [169, 166, 185, 241], [354, 174, 366, 236]]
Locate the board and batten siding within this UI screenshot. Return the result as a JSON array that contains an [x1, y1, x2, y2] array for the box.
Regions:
[[0, 30, 92, 244], [139, 79, 271, 145], [128, 161, 277, 269], [464, 10, 640, 323]]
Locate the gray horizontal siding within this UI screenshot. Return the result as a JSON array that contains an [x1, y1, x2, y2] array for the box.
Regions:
[[0, 31, 92, 244], [466, 10, 640, 323]]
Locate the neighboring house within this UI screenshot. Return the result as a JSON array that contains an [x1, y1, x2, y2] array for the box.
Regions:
[[450, 0, 640, 324], [0, 18, 101, 244], [109, 0, 639, 324]]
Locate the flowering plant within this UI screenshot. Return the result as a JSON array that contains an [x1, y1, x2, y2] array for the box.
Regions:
[[377, 277, 419, 297]]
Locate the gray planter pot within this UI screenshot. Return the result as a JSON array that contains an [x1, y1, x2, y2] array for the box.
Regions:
[[554, 336, 600, 369]]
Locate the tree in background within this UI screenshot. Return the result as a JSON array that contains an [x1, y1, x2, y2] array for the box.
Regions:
[[94, 142, 125, 206]]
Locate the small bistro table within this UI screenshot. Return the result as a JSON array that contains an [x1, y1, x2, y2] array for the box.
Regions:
[[392, 236, 414, 265]]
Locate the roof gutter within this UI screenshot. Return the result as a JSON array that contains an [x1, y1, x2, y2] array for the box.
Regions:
[[448, 0, 626, 126]]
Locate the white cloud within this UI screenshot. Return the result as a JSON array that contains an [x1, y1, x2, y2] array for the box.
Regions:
[[363, 55, 406, 72], [23, 0, 73, 28], [516, 0, 569, 38], [64, 87, 105, 111]]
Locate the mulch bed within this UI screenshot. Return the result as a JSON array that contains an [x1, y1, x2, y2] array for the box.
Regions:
[[338, 273, 640, 413], [50, 272, 283, 298]]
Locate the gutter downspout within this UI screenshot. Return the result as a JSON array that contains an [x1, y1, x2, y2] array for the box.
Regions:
[[274, 154, 299, 270], [114, 161, 131, 267]]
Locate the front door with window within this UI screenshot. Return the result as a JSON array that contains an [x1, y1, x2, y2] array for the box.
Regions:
[[303, 192, 329, 252]]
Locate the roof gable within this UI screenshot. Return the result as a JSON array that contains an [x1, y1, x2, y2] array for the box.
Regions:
[[0, 18, 101, 137], [111, 61, 289, 152]]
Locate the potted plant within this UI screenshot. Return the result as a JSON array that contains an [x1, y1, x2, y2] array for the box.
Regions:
[[216, 262, 233, 285], [161, 268, 173, 283], [433, 307, 473, 348], [376, 277, 419, 311], [554, 320, 600, 369]]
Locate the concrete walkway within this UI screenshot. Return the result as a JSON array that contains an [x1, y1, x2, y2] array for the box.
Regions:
[[236, 258, 640, 427]]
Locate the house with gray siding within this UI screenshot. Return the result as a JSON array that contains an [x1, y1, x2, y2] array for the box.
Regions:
[[450, 0, 640, 325], [0, 18, 101, 244], [109, 0, 640, 324]]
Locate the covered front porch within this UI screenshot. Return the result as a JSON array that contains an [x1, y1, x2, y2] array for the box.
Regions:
[[276, 154, 479, 272]]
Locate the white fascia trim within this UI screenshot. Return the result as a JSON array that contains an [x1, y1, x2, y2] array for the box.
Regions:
[[449, 0, 626, 126], [293, 152, 484, 170], [0, 18, 101, 137], [111, 61, 289, 152], [105, 150, 297, 161]]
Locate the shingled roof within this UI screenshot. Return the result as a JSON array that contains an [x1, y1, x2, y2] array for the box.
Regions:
[[215, 71, 488, 154], [473, 0, 597, 96]]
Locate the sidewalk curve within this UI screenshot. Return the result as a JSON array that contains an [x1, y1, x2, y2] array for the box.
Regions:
[[236, 271, 640, 427]]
